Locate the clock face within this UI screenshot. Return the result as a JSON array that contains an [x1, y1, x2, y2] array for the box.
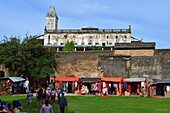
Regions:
[[50, 18, 53, 22]]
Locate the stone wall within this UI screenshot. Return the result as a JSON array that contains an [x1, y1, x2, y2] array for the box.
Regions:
[[155, 49, 170, 79], [55, 49, 170, 79], [115, 49, 154, 56], [55, 51, 113, 77], [130, 56, 161, 79], [98, 56, 127, 77]]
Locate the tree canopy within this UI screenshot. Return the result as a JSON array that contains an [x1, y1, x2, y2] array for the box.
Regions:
[[63, 41, 75, 52], [0, 36, 56, 80]]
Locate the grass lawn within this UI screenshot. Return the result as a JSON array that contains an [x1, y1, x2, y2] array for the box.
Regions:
[[0, 95, 170, 113]]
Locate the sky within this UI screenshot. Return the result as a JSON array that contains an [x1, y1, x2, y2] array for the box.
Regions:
[[0, 0, 170, 49]]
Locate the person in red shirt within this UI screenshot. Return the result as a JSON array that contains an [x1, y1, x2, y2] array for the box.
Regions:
[[42, 90, 48, 104]]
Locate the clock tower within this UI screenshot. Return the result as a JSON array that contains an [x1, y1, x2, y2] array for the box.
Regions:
[[45, 6, 58, 32]]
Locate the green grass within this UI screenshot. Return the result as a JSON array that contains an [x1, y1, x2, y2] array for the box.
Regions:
[[1, 95, 170, 113]]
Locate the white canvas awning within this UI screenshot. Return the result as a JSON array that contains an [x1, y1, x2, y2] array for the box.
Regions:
[[124, 78, 145, 82], [9, 77, 25, 82]]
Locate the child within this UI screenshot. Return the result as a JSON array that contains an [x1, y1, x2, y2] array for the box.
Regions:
[[27, 91, 33, 106]]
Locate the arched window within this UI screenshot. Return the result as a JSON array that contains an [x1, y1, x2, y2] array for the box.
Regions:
[[107, 35, 109, 39]]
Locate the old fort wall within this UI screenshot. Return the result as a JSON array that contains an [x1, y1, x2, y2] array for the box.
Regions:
[[55, 49, 170, 79], [114, 49, 154, 56]]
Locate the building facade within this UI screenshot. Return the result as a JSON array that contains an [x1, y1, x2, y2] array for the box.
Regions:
[[38, 6, 139, 51]]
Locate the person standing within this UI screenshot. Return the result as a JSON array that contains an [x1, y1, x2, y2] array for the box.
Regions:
[[58, 92, 67, 113], [40, 100, 53, 113]]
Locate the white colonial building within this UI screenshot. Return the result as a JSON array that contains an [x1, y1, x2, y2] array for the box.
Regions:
[[38, 6, 139, 51]]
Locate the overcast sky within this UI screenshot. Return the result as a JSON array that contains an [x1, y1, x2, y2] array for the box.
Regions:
[[0, 0, 170, 49]]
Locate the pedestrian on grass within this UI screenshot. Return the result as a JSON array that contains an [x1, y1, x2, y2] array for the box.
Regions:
[[58, 92, 67, 113], [42, 90, 48, 104], [51, 88, 56, 103], [37, 88, 43, 107], [40, 100, 53, 113], [27, 91, 33, 106], [57, 88, 61, 103]]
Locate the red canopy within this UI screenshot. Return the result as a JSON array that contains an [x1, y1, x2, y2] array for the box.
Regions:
[[101, 77, 123, 83], [55, 77, 80, 82]]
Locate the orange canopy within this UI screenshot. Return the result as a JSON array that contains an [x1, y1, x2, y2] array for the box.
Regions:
[[101, 77, 123, 83], [149, 82, 158, 85], [55, 77, 80, 82]]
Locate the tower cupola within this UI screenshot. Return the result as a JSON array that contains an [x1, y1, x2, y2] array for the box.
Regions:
[[45, 6, 58, 32]]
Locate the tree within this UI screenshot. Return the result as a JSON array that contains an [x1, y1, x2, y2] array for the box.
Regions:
[[63, 41, 75, 52], [0, 36, 56, 80], [91, 45, 101, 50]]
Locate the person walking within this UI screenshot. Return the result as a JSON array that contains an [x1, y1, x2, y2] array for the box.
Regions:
[[51, 88, 56, 103], [27, 91, 33, 106], [42, 90, 48, 104], [58, 92, 67, 113], [37, 88, 43, 107], [57, 88, 61, 103], [40, 100, 53, 113]]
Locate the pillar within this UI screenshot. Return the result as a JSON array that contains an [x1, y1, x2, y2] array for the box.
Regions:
[[57, 47, 59, 52], [78, 81, 81, 94]]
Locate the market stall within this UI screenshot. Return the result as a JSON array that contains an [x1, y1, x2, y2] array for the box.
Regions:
[[124, 78, 145, 96], [55, 77, 80, 94], [101, 77, 124, 96], [80, 78, 101, 95], [149, 79, 170, 97], [0, 77, 25, 95]]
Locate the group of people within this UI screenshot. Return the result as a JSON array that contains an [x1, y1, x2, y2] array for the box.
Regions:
[[0, 86, 68, 113], [0, 99, 22, 113], [36, 87, 68, 113], [36, 87, 57, 107]]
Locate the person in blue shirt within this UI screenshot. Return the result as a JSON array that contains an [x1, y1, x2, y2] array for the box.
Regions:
[[57, 88, 61, 103], [27, 91, 33, 106], [12, 100, 22, 112]]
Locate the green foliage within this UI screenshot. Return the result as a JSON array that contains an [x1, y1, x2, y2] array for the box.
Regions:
[[90, 45, 101, 50], [161, 62, 170, 65], [63, 41, 75, 52], [0, 36, 56, 80]]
